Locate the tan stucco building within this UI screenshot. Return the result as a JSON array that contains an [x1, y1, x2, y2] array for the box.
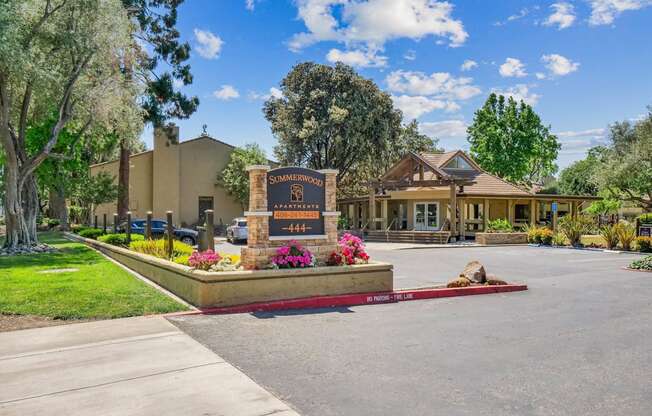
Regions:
[[90, 126, 245, 228]]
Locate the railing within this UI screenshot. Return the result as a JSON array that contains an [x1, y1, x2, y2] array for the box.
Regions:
[[385, 218, 396, 232]]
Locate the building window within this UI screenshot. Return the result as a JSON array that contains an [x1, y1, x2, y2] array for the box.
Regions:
[[444, 156, 472, 170], [198, 196, 214, 224], [515, 204, 530, 222]]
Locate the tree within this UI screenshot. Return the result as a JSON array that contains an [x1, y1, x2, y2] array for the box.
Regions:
[[557, 151, 600, 196], [594, 109, 652, 211], [217, 144, 268, 209], [467, 93, 560, 185], [76, 171, 119, 223], [117, 0, 199, 222], [0, 0, 142, 249], [265, 62, 403, 183]]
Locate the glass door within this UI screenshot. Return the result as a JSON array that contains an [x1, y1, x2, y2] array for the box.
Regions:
[[414, 202, 439, 231]]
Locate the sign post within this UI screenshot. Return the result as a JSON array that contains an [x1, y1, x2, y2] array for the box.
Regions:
[[241, 165, 340, 269]]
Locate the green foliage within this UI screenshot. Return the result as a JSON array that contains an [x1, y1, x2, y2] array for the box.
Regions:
[[173, 255, 191, 266], [558, 215, 594, 246], [98, 233, 144, 247], [78, 228, 105, 240], [337, 216, 350, 230], [42, 218, 61, 228], [585, 198, 621, 216], [629, 255, 652, 271], [217, 143, 268, 208], [486, 218, 513, 233], [265, 62, 437, 197], [615, 221, 636, 251], [600, 224, 620, 250], [467, 93, 560, 185], [594, 109, 652, 211], [552, 233, 568, 246], [129, 239, 193, 260], [636, 237, 652, 253], [0, 233, 185, 319], [70, 224, 87, 234], [557, 156, 600, 196], [637, 213, 652, 224]]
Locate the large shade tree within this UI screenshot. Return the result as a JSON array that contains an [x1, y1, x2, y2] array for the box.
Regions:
[[0, 0, 142, 249], [264, 62, 435, 196], [217, 143, 268, 210], [467, 93, 560, 185], [557, 149, 600, 196], [595, 109, 652, 211]]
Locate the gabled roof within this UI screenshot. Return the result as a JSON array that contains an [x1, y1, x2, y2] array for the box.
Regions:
[[381, 151, 452, 182]]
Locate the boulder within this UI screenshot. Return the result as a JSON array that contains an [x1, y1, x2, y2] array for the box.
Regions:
[[460, 260, 486, 283], [447, 277, 471, 288], [486, 273, 507, 286]]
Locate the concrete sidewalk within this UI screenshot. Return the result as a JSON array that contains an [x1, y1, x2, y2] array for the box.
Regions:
[[0, 316, 299, 416]]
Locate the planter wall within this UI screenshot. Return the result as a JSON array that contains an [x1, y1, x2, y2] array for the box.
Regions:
[[475, 232, 528, 245], [67, 233, 393, 308]]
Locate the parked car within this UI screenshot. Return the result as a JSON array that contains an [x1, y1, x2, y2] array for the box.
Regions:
[[226, 217, 248, 243], [119, 219, 198, 246]]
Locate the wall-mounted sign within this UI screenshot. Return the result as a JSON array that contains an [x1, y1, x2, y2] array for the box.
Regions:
[[640, 225, 652, 237], [267, 167, 325, 236], [551, 202, 558, 213]]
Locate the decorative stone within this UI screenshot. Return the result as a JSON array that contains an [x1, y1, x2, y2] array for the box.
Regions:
[[460, 260, 486, 283], [486, 274, 507, 286], [447, 276, 471, 288]]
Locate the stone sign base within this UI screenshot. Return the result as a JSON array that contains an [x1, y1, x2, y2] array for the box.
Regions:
[[475, 232, 528, 245]]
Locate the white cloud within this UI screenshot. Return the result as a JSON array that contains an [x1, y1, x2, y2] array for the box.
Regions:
[[392, 95, 459, 120], [492, 84, 540, 105], [249, 87, 283, 100], [555, 128, 608, 153], [386, 70, 481, 101], [543, 3, 576, 29], [556, 128, 606, 138], [541, 54, 579, 76], [499, 58, 527, 78], [404, 49, 417, 61], [194, 29, 223, 59], [289, 0, 468, 54], [245, 0, 255, 11], [326, 48, 387, 67], [588, 0, 652, 25], [494, 6, 537, 26], [419, 120, 468, 138], [460, 59, 478, 71], [535, 72, 547, 80], [213, 85, 240, 100]]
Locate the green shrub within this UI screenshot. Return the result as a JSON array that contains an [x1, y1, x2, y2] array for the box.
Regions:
[[558, 215, 594, 246], [98, 233, 144, 247], [173, 255, 190, 266], [629, 255, 652, 271], [540, 228, 554, 245], [129, 239, 193, 260], [637, 213, 652, 225], [615, 221, 636, 251], [486, 218, 513, 233], [636, 236, 652, 253], [552, 233, 567, 246], [79, 228, 105, 239], [524, 225, 553, 245], [600, 224, 620, 250], [70, 224, 87, 234], [42, 217, 60, 228]]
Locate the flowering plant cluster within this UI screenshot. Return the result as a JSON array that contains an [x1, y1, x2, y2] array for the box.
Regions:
[[270, 240, 315, 268], [328, 233, 370, 266], [188, 250, 221, 270]]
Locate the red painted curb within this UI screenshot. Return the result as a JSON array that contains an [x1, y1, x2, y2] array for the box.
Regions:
[[164, 284, 527, 317]]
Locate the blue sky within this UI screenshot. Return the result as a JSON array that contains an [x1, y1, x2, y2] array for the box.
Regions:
[[143, 0, 652, 171]]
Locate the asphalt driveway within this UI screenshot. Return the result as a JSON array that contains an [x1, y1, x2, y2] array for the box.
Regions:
[[169, 246, 651, 416]]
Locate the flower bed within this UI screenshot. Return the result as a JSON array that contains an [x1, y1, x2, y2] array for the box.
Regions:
[[629, 255, 652, 272]]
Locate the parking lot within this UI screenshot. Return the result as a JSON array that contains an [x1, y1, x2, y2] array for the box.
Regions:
[[169, 246, 650, 416]]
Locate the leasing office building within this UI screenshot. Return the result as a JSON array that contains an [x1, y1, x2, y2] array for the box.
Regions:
[[90, 125, 245, 228], [337, 150, 600, 243]]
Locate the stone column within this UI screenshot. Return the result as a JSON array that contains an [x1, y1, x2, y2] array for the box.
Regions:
[[380, 199, 388, 230], [320, 169, 339, 244], [241, 165, 271, 269]]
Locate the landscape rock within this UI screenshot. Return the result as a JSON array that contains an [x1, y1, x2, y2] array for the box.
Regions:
[[486, 274, 507, 286], [460, 260, 486, 283], [447, 276, 471, 288]]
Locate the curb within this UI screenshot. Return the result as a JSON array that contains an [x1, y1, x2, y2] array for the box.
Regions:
[[164, 284, 528, 317]]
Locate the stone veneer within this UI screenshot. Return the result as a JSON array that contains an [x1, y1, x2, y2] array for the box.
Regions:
[[241, 166, 340, 269], [475, 232, 528, 245]]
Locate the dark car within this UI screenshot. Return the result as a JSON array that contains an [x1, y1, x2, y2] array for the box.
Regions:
[[120, 219, 198, 246]]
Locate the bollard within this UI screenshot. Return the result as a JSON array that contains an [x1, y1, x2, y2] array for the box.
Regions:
[[146, 211, 153, 240], [103, 213, 107, 234], [166, 211, 174, 258], [94, 215, 98, 229], [205, 209, 215, 252], [126, 212, 132, 244], [113, 214, 118, 234]]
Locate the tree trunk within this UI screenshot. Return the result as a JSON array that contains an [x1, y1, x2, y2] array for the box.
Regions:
[[49, 186, 69, 230], [117, 139, 130, 221], [2, 158, 35, 249]]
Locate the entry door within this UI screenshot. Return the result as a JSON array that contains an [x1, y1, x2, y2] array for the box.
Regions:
[[414, 202, 439, 231]]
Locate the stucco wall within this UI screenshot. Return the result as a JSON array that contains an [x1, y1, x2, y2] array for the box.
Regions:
[[91, 151, 154, 223]]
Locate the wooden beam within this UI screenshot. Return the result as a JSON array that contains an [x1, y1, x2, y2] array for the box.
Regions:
[[483, 198, 489, 232], [369, 187, 376, 231], [449, 183, 457, 237], [459, 198, 466, 240], [530, 199, 536, 226]]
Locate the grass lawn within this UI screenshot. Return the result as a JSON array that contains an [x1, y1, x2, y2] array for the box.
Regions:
[[0, 232, 187, 320]]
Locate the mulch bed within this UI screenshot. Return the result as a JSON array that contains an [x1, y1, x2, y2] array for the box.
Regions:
[[0, 314, 91, 333]]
